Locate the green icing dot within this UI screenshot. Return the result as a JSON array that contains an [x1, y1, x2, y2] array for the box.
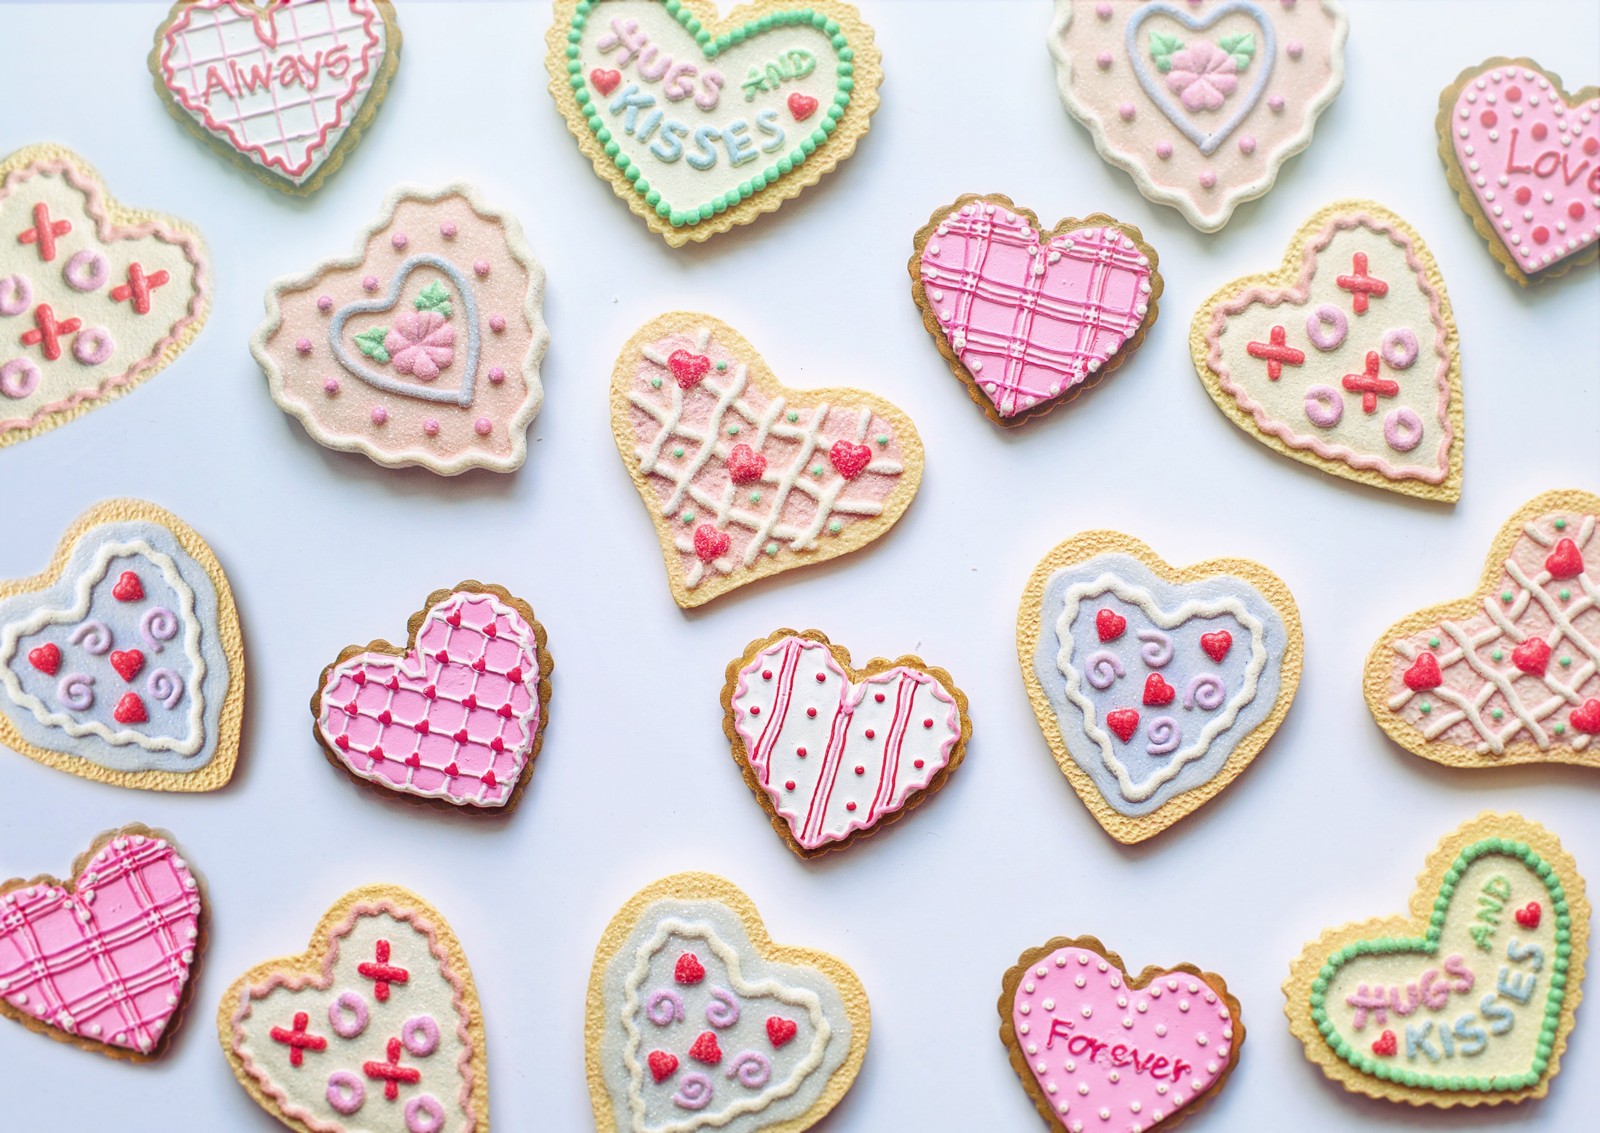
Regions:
[[681, 511, 694, 524], [1560, 656, 1572, 667], [764, 542, 778, 557], [727, 424, 739, 436], [715, 360, 727, 372], [1559, 588, 1571, 601], [1491, 649, 1504, 661], [672, 446, 685, 458], [1554, 723, 1566, 735], [1420, 701, 1432, 714], [1428, 637, 1440, 648], [1554, 517, 1567, 529], [749, 492, 762, 504], [828, 520, 842, 534], [650, 376, 663, 389], [786, 411, 799, 423], [811, 464, 824, 477], [1491, 708, 1504, 721], [876, 435, 889, 446], [1502, 591, 1514, 603]]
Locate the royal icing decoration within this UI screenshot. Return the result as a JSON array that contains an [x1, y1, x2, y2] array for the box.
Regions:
[[1001, 936, 1242, 1132], [724, 630, 969, 856], [1438, 58, 1600, 285], [546, 0, 882, 246], [1366, 490, 1600, 771], [0, 144, 208, 449], [587, 873, 868, 1132], [1020, 531, 1301, 843], [1285, 813, 1590, 1107], [222, 886, 488, 1132], [253, 183, 547, 475], [0, 828, 203, 1060], [611, 313, 922, 608], [910, 194, 1161, 424], [151, 0, 402, 193], [1191, 200, 1463, 502], [1049, 0, 1347, 231]]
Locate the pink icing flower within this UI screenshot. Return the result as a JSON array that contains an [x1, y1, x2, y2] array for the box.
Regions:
[[384, 311, 455, 380], [1166, 41, 1238, 112]]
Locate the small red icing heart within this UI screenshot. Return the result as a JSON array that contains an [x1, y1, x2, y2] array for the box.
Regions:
[[766, 1016, 798, 1049], [668, 349, 712, 389], [726, 442, 768, 484], [112, 571, 144, 602], [1200, 631, 1233, 662], [1371, 1030, 1398, 1057], [110, 649, 145, 682], [674, 952, 706, 985], [113, 692, 148, 724], [590, 68, 622, 96], [1095, 609, 1126, 642], [788, 92, 819, 121], [1106, 708, 1140, 743], [1403, 652, 1443, 692], [27, 644, 61, 676], [688, 1031, 722, 1065], [693, 525, 731, 564], [647, 1050, 678, 1083], [1545, 537, 1584, 580], [1514, 901, 1542, 929], [1571, 698, 1600, 735], [1511, 638, 1551, 677], [828, 440, 872, 481], [1142, 674, 1176, 707]]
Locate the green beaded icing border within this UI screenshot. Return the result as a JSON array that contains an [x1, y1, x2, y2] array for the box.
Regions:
[[1309, 838, 1572, 1093], [562, 0, 855, 229]]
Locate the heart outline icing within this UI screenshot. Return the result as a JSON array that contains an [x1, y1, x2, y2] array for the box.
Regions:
[[1125, 1, 1276, 156], [329, 254, 481, 406]]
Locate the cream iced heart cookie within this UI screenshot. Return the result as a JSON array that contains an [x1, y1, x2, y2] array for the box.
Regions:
[[909, 193, 1162, 426], [1438, 58, 1600, 286], [0, 499, 245, 793], [220, 885, 488, 1133], [1191, 200, 1463, 502], [311, 582, 552, 813], [1285, 812, 1590, 1107], [722, 628, 970, 858], [611, 312, 922, 609], [1365, 490, 1600, 771], [1001, 935, 1243, 1132], [546, 0, 882, 246], [1018, 530, 1302, 844], [253, 183, 548, 475], [150, 0, 402, 194], [587, 872, 869, 1132], [0, 825, 205, 1061], [0, 143, 209, 449], [1049, 0, 1347, 231]]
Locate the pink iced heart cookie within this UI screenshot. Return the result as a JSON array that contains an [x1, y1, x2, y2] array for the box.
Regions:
[[313, 583, 552, 812], [0, 826, 204, 1060], [911, 194, 1161, 425], [1438, 58, 1600, 285], [150, 0, 402, 194], [1002, 936, 1242, 1132]]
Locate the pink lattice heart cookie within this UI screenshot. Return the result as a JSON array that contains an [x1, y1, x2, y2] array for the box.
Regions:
[[1001, 935, 1243, 1132], [611, 313, 923, 608], [220, 885, 489, 1132], [0, 825, 204, 1061], [910, 194, 1161, 425], [1191, 200, 1463, 502], [1365, 490, 1600, 771], [150, 0, 402, 194], [1437, 58, 1600, 286], [312, 582, 552, 813], [723, 629, 970, 857]]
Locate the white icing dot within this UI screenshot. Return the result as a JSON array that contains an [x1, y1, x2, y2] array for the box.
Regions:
[[1028, 1042, 1038, 1055], [1075, 976, 1086, 988], [1108, 1071, 1120, 1083], [1079, 1083, 1090, 1095], [1156, 1024, 1168, 1037], [1179, 1000, 1191, 1012], [1082, 1005, 1094, 1018], [1043, 999, 1055, 1011], [1020, 1003, 1031, 1015], [1025, 981, 1036, 993]]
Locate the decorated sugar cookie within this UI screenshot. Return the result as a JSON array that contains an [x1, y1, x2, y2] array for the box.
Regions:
[[0, 500, 245, 792], [587, 872, 869, 1132], [1001, 935, 1243, 1131], [909, 193, 1162, 425], [219, 885, 488, 1132], [1437, 58, 1599, 286], [0, 825, 205, 1060], [546, 0, 882, 246], [1048, 0, 1347, 231], [0, 143, 209, 449], [1190, 200, 1463, 502], [311, 582, 552, 813], [253, 183, 548, 475], [150, 0, 402, 194], [722, 629, 970, 857], [1018, 530, 1302, 843], [610, 312, 922, 609], [1285, 812, 1590, 1107], [1365, 490, 1600, 770]]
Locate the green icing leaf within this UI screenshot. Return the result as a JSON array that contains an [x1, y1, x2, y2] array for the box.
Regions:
[[355, 327, 391, 365], [1218, 31, 1255, 69], [1149, 30, 1183, 73], [414, 280, 453, 319]]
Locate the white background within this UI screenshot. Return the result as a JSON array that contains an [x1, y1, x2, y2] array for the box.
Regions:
[[1, 0, 1597, 1129]]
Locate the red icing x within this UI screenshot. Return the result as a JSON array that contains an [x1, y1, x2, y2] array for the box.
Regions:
[[668, 350, 711, 389], [1511, 638, 1552, 678], [362, 1036, 420, 1101], [1515, 901, 1542, 929], [112, 571, 145, 602], [1106, 708, 1140, 743], [788, 92, 819, 121], [269, 1011, 326, 1068], [766, 1016, 798, 1048], [1341, 351, 1398, 414], [1571, 698, 1600, 736], [692, 525, 730, 564], [20, 304, 81, 362], [1245, 325, 1305, 381], [1403, 652, 1443, 692], [688, 1031, 723, 1066], [674, 952, 706, 985], [17, 202, 71, 262], [647, 1050, 679, 1082], [109, 263, 170, 316], [357, 940, 409, 1002], [1336, 252, 1389, 314], [110, 649, 146, 682], [1142, 674, 1176, 707], [1095, 609, 1127, 642], [1200, 630, 1233, 662], [590, 68, 622, 95], [726, 442, 768, 484], [1545, 538, 1584, 580], [1371, 1029, 1398, 1057], [828, 441, 872, 481], [27, 644, 61, 676]]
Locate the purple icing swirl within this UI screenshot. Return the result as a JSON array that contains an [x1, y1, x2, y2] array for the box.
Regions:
[[706, 987, 741, 1029], [140, 607, 178, 651], [726, 1051, 773, 1089], [147, 668, 183, 710], [1085, 650, 1125, 690], [1184, 674, 1227, 711], [646, 989, 685, 1026], [57, 673, 95, 711], [69, 620, 112, 655], [673, 1072, 714, 1110], [1146, 716, 1180, 755]]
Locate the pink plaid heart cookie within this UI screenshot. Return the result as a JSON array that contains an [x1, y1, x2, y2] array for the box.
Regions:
[[0, 826, 204, 1061], [912, 194, 1161, 425], [312, 583, 552, 813]]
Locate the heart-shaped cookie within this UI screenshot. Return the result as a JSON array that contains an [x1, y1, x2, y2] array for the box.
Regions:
[[0, 144, 209, 449], [723, 629, 970, 857], [0, 825, 204, 1060], [150, 0, 402, 194], [1018, 530, 1302, 843], [0, 500, 245, 792], [546, 0, 882, 246], [909, 194, 1162, 425], [1001, 935, 1243, 1131], [1191, 200, 1463, 502], [1437, 58, 1600, 286], [1285, 812, 1590, 1107], [312, 582, 551, 813], [1364, 489, 1599, 770], [587, 872, 869, 1132], [611, 313, 922, 608], [219, 885, 488, 1132], [1049, 1, 1348, 231]]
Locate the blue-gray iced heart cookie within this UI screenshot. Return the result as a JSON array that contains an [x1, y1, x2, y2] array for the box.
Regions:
[[1018, 531, 1302, 842], [0, 499, 244, 791]]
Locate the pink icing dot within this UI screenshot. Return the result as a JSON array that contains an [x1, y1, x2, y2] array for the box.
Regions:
[[1287, 41, 1303, 59], [1238, 136, 1257, 155], [1096, 51, 1113, 70], [1570, 202, 1587, 220], [1156, 141, 1174, 159], [1118, 102, 1136, 121], [440, 221, 458, 238], [323, 378, 340, 395], [474, 417, 492, 436], [295, 338, 313, 355], [423, 419, 440, 436], [1269, 95, 1286, 112], [489, 314, 507, 333], [363, 275, 379, 292], [316, 295, 333, 312], [488, 366, 506, 385], [1199, 170, 1218, 189], [371, 406, 389, 425], [391, 232, 408, 250], [474, 260, 491, 277], [1095, 2, 1112, 17]]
